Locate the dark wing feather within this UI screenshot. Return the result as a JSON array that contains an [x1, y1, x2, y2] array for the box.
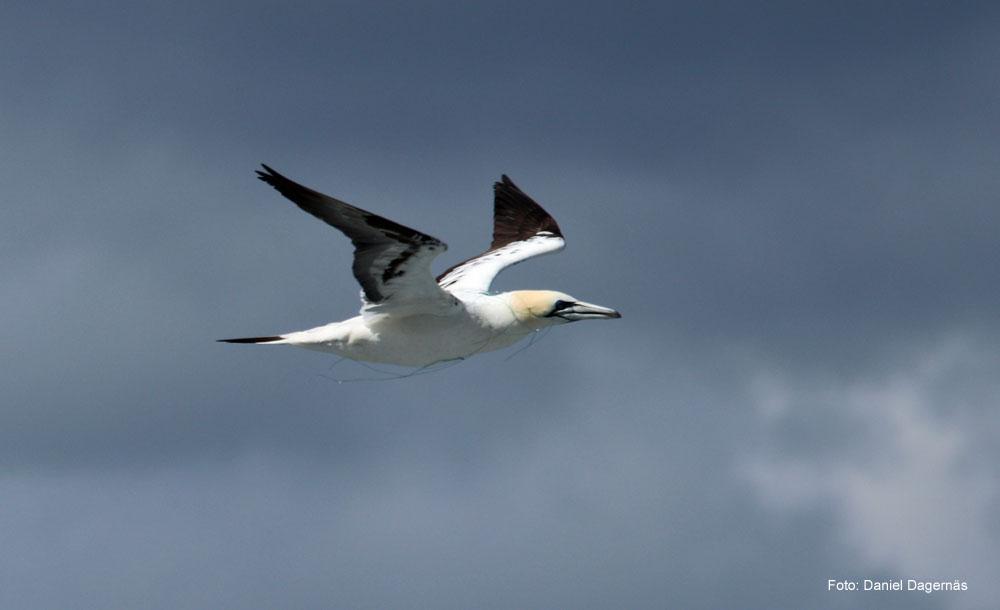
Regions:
[[257, 165, 454, 310], [437, 175, 565, 293], [490, 175, 563, 249]]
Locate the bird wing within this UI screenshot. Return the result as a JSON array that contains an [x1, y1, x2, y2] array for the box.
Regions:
[[436, 175, 565, 294], [256, 165, 459, 314]]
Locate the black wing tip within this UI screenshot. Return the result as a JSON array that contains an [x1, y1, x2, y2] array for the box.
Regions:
[[496, 174, 518, 190], [491, 174, 564, 240], [256, 163, 282, 185], [493, 174, 538, 205], [218, 335, 283, 344], [255, 164, 310, 200]]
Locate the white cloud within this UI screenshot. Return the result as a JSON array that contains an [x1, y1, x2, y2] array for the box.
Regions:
[[743, 337, 1000, 609]]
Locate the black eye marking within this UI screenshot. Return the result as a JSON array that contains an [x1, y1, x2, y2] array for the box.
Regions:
[[545, 299, 575, 317]]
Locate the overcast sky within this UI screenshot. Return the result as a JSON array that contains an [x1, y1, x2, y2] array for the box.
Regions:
[[2, 2, 999, 608]]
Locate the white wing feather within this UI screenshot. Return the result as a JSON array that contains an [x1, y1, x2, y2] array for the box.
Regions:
[[437, 233, 565, 294], [436, 175, 566, 295]]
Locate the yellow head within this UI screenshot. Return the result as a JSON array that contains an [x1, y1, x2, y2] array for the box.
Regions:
[[506, 290, 621, 326]]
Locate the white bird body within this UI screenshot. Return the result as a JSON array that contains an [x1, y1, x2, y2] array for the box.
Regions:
[[221, 166, 620, 367], [282, 293, 526, 367]]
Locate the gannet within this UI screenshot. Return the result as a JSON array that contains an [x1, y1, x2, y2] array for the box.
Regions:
[[220, 165, 621, 367]]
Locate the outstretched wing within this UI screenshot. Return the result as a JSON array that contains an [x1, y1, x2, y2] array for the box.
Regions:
[[257, 165, 458, 313], [436, 175, 565, 294]]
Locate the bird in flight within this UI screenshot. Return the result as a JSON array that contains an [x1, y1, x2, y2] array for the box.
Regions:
[[220, 165, 621, 367]]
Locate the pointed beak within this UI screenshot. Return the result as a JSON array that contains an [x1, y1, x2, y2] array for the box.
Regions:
[[556, 301, 622, 321]]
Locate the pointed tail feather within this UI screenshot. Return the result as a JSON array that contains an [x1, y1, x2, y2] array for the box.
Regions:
[[217, 335, 286, 344]]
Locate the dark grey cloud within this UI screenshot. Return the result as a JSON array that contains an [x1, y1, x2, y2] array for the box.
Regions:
[[2, 1, 998, 609]]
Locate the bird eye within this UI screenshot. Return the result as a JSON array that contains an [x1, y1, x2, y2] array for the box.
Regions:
[[544, 300, 577, 318]]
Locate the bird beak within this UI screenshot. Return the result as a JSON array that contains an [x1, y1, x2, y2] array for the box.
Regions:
[[556, 301, 622, 321]]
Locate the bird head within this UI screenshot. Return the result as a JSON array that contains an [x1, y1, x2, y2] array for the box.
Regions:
[[508, 290, 621, 326]]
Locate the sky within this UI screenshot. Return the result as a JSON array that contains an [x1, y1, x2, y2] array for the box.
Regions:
[[2, 1, 999, 608]]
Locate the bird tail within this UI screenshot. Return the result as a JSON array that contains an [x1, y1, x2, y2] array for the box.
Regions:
[[217, 335, 287, 345]]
